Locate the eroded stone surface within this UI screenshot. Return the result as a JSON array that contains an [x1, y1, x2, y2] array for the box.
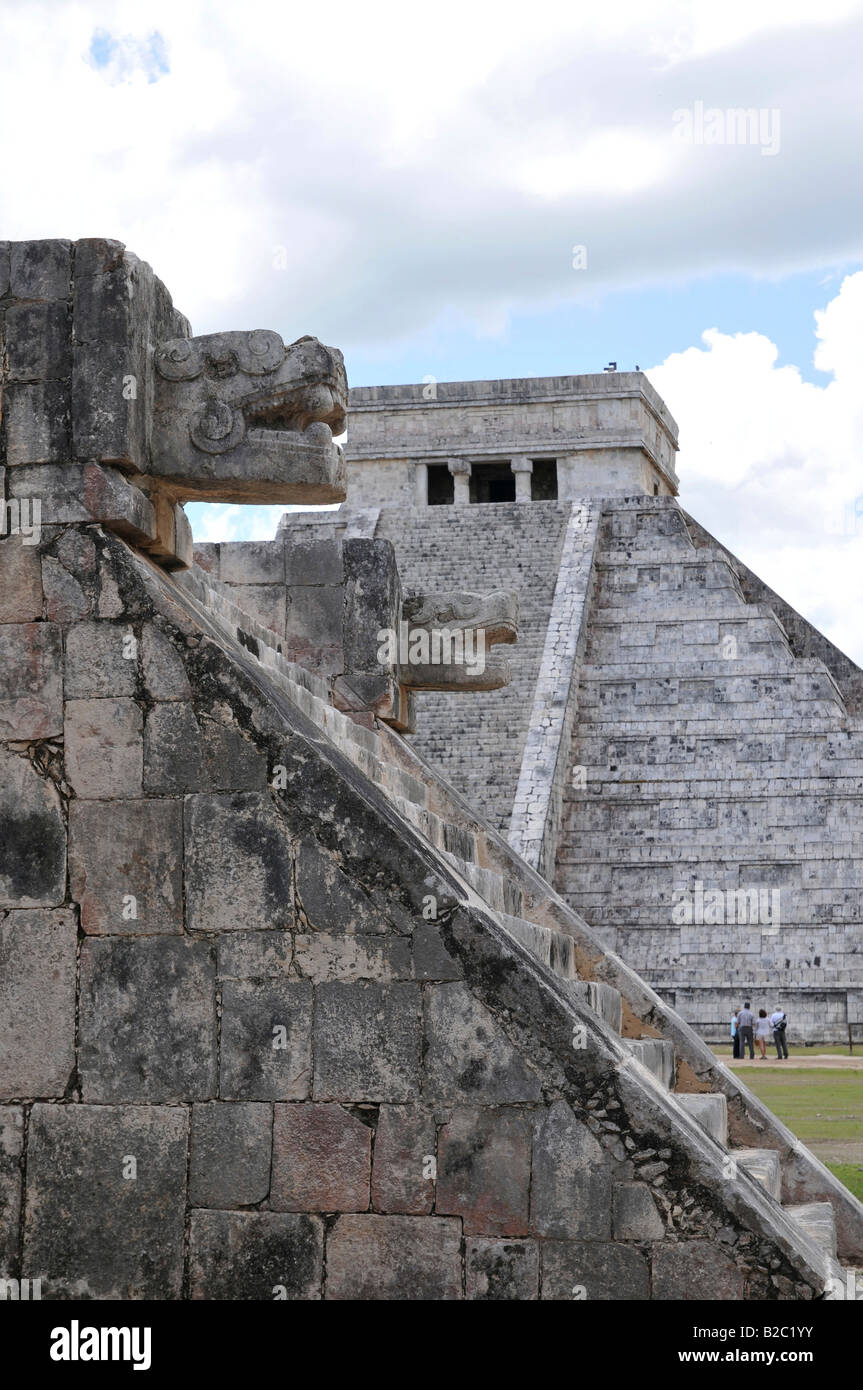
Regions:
[[79, 937, 217, 1101], [189, 1210, 323, 1300], [325, 1214, 462, 1300], [23, 1104, 188, 1299], [189, 1102, 272, 1208], [69, 798, 183, 934], [0, 909, 76, 1098], [0, 748, 66, 909], [271, 1103, 371, 1212]]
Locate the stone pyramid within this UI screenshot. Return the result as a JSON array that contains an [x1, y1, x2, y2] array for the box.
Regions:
[[1, 239, 861, 1301]]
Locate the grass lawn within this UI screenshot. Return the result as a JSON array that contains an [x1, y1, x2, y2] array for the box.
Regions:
[[710, 1044, 862, 1058], [729, 1066, 863, 1201], [826, 1164, 863, 1203], [737, 1069, 863, 1142]]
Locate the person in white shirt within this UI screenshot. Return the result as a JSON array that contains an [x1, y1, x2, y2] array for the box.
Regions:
[[770, 1007, 789, 1060], [755, 1009, 772, 1059]]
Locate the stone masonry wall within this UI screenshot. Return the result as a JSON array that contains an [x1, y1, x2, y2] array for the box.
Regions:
[[0, 519, 826, 1299], [555, 496, 863, 1043]]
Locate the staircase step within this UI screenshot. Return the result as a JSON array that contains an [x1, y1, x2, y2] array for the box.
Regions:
[[567, 981, 623, 1034], [500, 915, 577, 980], [625, 1039, 675, 1090], [445, 854, 523, 917], [675, 1093, 728, 1147], [785, 1202, 838, 1259], [735, 1148, 782, 1200]]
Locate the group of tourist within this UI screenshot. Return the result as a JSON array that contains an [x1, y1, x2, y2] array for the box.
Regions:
[[731, 1003, 789, 1060]]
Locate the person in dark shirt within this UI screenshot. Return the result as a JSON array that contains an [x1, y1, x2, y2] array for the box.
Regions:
[[737, 1003, 755, 1059]]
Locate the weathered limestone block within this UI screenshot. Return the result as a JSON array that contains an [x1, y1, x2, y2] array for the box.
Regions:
[[0, 621, 62, 739], [140, 622, 192, 700], [438, 1107, 532, 1236], [23, 1104, 188, 1299], [411, 921, 462, 981], [64, 621, 138, 697], [423, 982, 543, 1104], [217, 931, 294, 980], [295, 838, 389, 934], [612, 1181, 666, 1240], [7, 463, 156, 544], [223, 583, 286, 636], [313, 981, 422, 1102], [64, 696, 143, 797], [529, 1100, 613, 1240], [79, 938, 217, 1102], [325, 1214, 462, 1300], [284, 537, 343, 587], [189, 1211, 323, 1300], [540, 1241, 650, 1300], [145, 706, 264, 793], [220, 540, 285, 586], [0, 748, 66, 908], [651, 1240, 745, 1299], [70, 239, 187, 469], [371, 1105, 436, 1214], [0, 537, 43, 621], [151, 331, 347, 503], [219, 980, 312, 1101], [69, 798, 183, 934], [0, 1107, 24, 1275], [9, 239, 71, 299], [466, 1239, 539, 1300], [41, 528, 97, 623], [4, 302, 70, 383], [3, 380, 70, 465], [292, 932, 411, 983], [271, 1103, 371, 1211], [284, 584, 340, 655], [189, 1102, 272, 1208], [144, 702, 203, 790], [185, 792, 294, 932]]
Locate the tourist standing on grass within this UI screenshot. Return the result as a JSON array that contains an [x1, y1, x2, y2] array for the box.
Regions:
[[737, 1002, 755, 1059], [731, 1009, 740, 1058], [755, 1009, 771, 1059], [771, 1006, 789, 1060]]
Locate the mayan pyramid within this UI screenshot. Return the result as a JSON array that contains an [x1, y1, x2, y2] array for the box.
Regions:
[[1, 239, 861, 1301]]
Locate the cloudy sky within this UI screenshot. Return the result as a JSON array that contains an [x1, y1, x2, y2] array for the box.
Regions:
[[2, 0, 863, 660]]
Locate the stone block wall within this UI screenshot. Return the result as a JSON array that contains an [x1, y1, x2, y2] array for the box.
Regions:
[[556, 496, 863, 1042]]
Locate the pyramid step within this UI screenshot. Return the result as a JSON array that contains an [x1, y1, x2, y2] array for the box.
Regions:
[[567, 981, 623, 1034], [785, 1202, 837, 1260], [735, 1148, 782, 1200], [675, 1093, 728, 1147], [625, 1039, 675, 1090], [500, 914, 578, 980], [444, 854, 523, 917]]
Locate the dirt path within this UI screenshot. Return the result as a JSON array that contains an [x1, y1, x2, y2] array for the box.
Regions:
[[721, 1055, 863, 1071]]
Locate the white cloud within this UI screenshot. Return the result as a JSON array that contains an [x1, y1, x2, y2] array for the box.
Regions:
[[2, 0, 863, 345], [648, 271, 863, 663]]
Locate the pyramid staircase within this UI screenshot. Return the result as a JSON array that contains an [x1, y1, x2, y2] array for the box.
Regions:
[[172, 550, 863, 1297]]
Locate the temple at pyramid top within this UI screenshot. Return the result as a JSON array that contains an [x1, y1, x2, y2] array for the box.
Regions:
[[344, 371, 679, 508]]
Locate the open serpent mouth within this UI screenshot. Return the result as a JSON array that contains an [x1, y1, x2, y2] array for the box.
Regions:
[[244, 382, 346, 444]]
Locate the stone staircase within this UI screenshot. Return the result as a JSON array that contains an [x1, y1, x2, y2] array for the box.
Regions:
[[171, 545, 863, 1295], [557, 495, 863, 1042]]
